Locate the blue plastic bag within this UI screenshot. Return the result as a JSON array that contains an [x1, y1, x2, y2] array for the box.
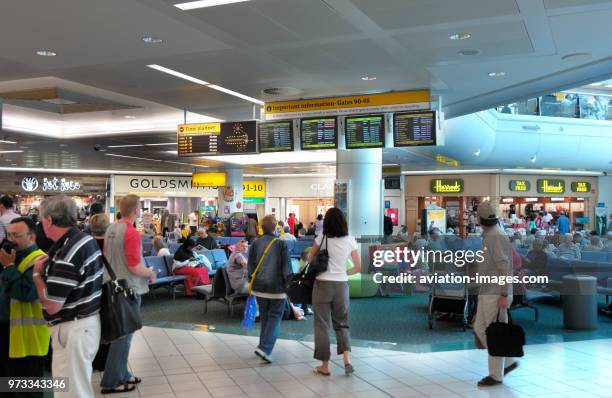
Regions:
[[242, 295, 258, 330]]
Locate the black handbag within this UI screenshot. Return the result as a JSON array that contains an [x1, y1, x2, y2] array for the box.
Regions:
[[100, 255, 142, 343], [287, 262, 316, 304], [485, 310, 525, 357], [310, 234, 329, 275]]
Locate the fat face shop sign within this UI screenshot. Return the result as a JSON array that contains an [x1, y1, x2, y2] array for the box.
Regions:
[[21, 177, 81, 193], [537, 179, 565, 194], [430, 179, 464, 194]]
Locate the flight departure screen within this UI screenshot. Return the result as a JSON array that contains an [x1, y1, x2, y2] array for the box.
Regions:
[[178, 121, 257, 156], [393, 111, 436, 147], [300, 117, 337, 150], [345, 114, 385, 149], [258, 121, 294, 152]]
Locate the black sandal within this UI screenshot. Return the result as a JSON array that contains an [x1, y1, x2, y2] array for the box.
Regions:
[[101, 382, 136, 395], [127, 377, 142, 384]]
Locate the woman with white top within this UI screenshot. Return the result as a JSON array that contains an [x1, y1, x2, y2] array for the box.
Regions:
[[308, 208, 361, 376]]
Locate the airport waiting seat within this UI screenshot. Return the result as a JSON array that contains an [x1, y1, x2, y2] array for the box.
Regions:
[[581, 251, 608, 263], [348, 273, 379, 298], [607, 251, 612, 263], [168, 242, 182, 254], [144, 256, 185, 299], [220, 267, 248, 315], [191, 268, 227, 313], [545, 258, 572, 290], [291, 240, 312, 258], [211, 249, 228, 269]]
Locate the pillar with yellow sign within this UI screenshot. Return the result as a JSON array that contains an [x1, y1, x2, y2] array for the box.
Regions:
[[219, 168, 244, 218], [336, 149, 383, 238]]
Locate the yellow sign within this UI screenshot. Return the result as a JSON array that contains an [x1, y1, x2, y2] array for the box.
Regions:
[[243, 180, 265, 198], [435, 154, 460, 167], [192, 172, 226, 187], [264, 90, 429, 115], [430, 179, 464, 194], [178, 123, 221, 135], [537, 179, 565, 194], [571, 181, 591, 193], [428, 209, 446, 221]]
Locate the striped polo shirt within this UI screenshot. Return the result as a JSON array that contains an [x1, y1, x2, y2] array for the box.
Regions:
[[44, 227, 104, 325]]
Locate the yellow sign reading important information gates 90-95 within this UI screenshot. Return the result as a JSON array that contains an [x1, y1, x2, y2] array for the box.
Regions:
[[264, 90, 430, 120]]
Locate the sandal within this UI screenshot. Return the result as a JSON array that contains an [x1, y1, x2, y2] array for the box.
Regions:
[[344, 363, 355, 375], [127, 377, 142, 384], [313, 367, 330, 376], [101, 382, 136, 395]]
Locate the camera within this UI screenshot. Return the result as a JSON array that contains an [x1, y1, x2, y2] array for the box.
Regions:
[[93, 144, 102, 151], [0, 239, 17, 253]]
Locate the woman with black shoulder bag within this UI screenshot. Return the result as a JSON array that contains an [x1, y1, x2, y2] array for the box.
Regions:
[[308, 208, 361, 376]]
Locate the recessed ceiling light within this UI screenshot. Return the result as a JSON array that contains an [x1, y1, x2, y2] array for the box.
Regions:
[[561, 52, 591, 61], [124, 115, 137, 119], [605, 84, 612, 88], [0, 150, 24, 154], [589, 82, 603, 86], [458, 49, 480, 56], [0, 140, 16, 144], [142, 36, 164, 44], [174, 0, 250, 10], [488, 71, 505, 77], [146, 142, 178, 146], [361, 76, 377, 81], [35, 50, 57, 57], [449, 33, 471, 40], [107, 144, 145, 148]]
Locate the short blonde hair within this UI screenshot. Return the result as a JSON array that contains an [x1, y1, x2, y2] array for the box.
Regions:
[[120, 194, 140, 216], [153, 236, 167, 253], [261, 215, 277, 235], [89, 214, 110, 237]]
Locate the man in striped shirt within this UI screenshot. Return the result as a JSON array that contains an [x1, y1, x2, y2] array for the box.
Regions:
[[32, 195, 103, 398]]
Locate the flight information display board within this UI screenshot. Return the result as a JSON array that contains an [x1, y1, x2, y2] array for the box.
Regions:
[[258, 121, 294, 153], [345, 114, 385, 149], [178, 121, 257, 156], [300, 117, 337, 150], [393, 110, 436, 147]]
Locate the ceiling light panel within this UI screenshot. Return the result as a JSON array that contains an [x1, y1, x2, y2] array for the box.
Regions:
[[174, 0, 251, 10]]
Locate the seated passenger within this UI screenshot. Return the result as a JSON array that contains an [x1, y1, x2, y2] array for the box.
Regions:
[[523, 239, 549, 275], [306, 222, 315, 236], [555, 233, 581, 260], [153, 235, 171, 257], [428, 228, 447, 251], [582, 236, 603, 252], [199, 226, 219, 250], [280, 226, 296, 241], [226, 240, 249, 294], [173, 240, 211, 296]]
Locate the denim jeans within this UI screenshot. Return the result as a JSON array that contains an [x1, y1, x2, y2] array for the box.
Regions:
[[255, 297, 286, 356], [100, 294, 141, 389]]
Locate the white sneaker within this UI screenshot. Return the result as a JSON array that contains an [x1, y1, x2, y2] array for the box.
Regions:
[[254, 348, 272, 364]]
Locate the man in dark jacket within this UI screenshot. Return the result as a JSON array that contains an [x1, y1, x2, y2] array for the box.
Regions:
[[248, 215, 292, 364]]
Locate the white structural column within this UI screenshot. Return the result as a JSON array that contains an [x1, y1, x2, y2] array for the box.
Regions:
[[219, 168, 244, 217], [336, 149, 383, 238], [597, 175, 612, 231]]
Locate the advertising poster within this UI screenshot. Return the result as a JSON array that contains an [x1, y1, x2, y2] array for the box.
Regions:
[[386, 208, 399, 226]]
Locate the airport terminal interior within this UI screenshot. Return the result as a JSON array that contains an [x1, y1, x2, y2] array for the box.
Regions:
[[1, 0, 612, 397]]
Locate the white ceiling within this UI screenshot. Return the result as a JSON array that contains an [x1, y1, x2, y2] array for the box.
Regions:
[[1, 0, 612, 173]]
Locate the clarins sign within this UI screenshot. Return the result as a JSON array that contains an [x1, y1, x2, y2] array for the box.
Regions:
[[113, 175, 218, 197]]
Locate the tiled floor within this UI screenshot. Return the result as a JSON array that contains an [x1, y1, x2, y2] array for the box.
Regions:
[[93, 326, 612, 398]]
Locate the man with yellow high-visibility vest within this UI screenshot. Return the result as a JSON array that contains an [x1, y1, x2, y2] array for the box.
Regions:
[[0, 216, 50, 395]]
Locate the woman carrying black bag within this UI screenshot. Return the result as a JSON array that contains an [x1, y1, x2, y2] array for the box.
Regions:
[[308, 208, 361, 376]]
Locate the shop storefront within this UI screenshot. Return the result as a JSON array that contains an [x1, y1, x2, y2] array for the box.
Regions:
[[404, 173, 598, 235], [111, 175, 218, 226], [498, 175, 597, 231], [0, 173, 108, 219], [404, 174, 497, 236]]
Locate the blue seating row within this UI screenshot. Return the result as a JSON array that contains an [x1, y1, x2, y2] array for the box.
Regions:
[[143, 256, 185, 299], [582, 251, 612, 263]]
